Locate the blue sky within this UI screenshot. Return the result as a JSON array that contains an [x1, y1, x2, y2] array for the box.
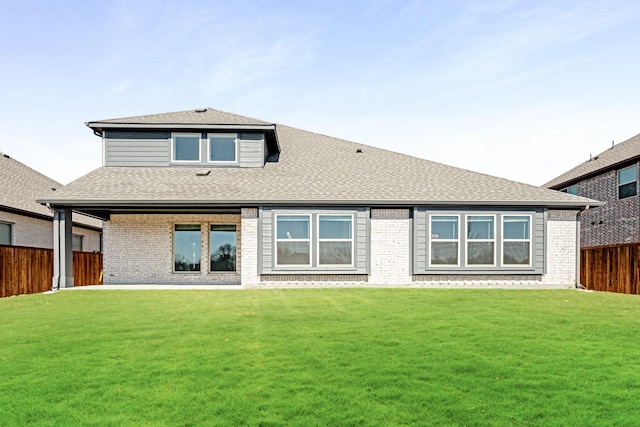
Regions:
[[1, 0, 639, 186]]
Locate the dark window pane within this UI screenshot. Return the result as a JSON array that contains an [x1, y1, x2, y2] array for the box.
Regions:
[[503, 216, 530, 239], [431, 242, 458, 265], [210, 225, 236, 271], [174, 225, 201, 271], [209, 135, 236, 162], [0, 223, 11, 245], [468, 216, 494, 239], [319, 215, 352, 239], [566, 186, 577, 195], [619, 182, 637, 199], [72, 235, 83, 252], [276, 216, 310, 239], [504, 242, 531, 265], [174, 135, 200, 161], [319, 241, 352, 265], [468, 242, 494, 265], [431, 216, 458, 239], [277, 242, 310, 265]]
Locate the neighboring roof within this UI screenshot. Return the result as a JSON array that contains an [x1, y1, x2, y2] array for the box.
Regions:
[[40, 110, 599, 213], [0, 152, 102, 229], [87, 108, 271, 128], [544, 133, 640, 189]]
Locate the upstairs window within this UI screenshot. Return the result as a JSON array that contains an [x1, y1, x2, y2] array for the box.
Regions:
[[0, 222, 12, 245], [561, 185, 577, 195], [172, 134, 201, 162], [618, 165, 637, 199], [208, 133, 237, 163]]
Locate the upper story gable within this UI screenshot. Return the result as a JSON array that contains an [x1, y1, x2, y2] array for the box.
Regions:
[[87, 108, 280, 169]]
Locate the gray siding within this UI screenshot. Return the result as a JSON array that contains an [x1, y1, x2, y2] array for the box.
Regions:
[[414, 208, 545, 275], [104, 131, 267, 168], [106, 139, 170, 167], [259, 207, 369, 275]]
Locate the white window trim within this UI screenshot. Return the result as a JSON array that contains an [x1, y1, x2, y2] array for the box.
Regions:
[[502, 215, 532, 267], [465, 215, 496, 267], [207, 133, 238, 164], [317, 214, 355, 267], [274, 214, 312, 267], [428, 214, 460, 267], [171, 133, 202, 163]]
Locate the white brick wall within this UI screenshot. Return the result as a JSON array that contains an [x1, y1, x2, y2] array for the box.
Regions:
[[104, 213, 241, 285], [541, 215, 578, 286], [370, 218, 412, 285], [240, 210, 260, 287], [0, 211, 101, 251]]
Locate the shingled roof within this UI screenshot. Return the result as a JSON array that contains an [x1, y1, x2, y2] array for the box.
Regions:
[[0, 153, 102, 228], [544, 133, 640, 189], [87, 108, 271, 128], [40, 109, 598, 212]]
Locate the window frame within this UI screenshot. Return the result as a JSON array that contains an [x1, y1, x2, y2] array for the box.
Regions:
[[618, 165, 638, 200], [209, 224, 238, 272], [0, 221, 12, 246], [317, 213, 355, 267], [466, 215, 496, 267], [561, 185, 577, 195], [171, 133, 202, 163], [173, 224, 202, 273], [274, 214, 313, 268], [207, 133, 238, 164], [502, 215, 532, 267], [428, 214, 460, 267]]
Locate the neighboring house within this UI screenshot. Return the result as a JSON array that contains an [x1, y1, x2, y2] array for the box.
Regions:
[[0, 151, 102, 251], [544, 133, 640, 248], [39, 108, 600, 289]]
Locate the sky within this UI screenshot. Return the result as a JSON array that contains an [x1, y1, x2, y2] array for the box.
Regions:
[[1, 0, 639, 186]]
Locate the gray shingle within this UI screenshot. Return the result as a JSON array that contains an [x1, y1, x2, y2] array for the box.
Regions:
[[0, 153, 102, 228], [40, 114, 598, 208], [544, 133, 640, 189], [89, 108, 271, 126]]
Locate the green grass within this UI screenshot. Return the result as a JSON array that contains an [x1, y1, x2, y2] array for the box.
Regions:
[[1, 289, 640, 426]]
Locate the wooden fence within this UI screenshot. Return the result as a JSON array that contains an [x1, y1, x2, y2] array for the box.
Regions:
[[581, 243, 640, 295], [0, 245, 102, 298]]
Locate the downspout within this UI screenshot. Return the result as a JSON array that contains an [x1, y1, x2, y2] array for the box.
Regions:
[[575, 205, 589, 289]]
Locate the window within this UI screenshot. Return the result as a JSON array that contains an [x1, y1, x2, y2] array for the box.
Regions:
[[618, 165, 637, 199], [174, 224, 201, 272], [210, 225, 237, 271], [503, 216, 531, 266], [430, 215, 459, 266], [275, 215, 311, 266], [72, 234, 83, 252], [467, 216, 495, 265], [318, 215, 353, 265], [0, 222, 11, 245], [208, 133, 237, 163], [172, 134, 201, 162], [561, 185, 577, 195]]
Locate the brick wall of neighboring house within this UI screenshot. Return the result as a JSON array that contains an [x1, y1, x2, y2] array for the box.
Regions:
[[103, 213, 242, 285], [572, 165, 640, 247], [0, 211, 101, 251]]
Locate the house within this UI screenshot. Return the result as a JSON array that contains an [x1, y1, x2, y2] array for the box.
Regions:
[[38, 108, 600, 288], [544, 133, 640, 247], [0, 151, 102, 251]]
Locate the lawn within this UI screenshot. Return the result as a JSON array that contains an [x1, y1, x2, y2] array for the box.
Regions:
[[1, 289, 640, 426]]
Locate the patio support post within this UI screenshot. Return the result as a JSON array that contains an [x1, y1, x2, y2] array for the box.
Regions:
[[52, 208, 74, 289]]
